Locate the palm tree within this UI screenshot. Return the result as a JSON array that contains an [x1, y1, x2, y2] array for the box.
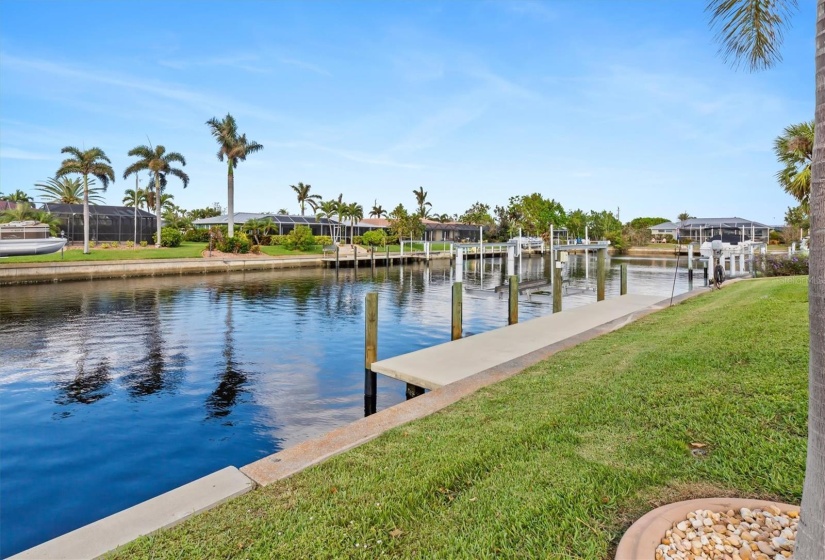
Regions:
[[413, 186, 432, 218], [315, 200, 338, 239], [347, 202, 364, 245], [370, 200, 387, 218], [677, 212, 694, 222], [708, 2, 822, 556], [37, 177, 105, 205], [55, 147, 115, 253], [206, 113, 264, 237], [0, 189, 34, 203], [774, 120, 813, 208], [123, 145, 189, 248], [123, 188, 148, 209], [291, 182, 321, 216], [243, 218, 265, 245]]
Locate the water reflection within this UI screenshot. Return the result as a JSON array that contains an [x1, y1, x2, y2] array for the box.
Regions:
[[54, 356, 111, 407], [205, 294, 248, 421], [122, 290, 187, 398]]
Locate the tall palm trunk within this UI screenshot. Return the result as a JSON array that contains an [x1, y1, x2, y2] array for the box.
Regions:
[[798, 3, 825, 557], [82, 174, 91, 253], [134, 175, 138, 248], [227, 162, 235, 237], [155, 173, 162, 248]]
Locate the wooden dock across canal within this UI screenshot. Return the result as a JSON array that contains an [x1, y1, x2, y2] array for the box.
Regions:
[[370, 293, 666, 390]]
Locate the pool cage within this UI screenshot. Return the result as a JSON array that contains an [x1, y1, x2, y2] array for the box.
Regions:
[[40, 204, 156, 244]]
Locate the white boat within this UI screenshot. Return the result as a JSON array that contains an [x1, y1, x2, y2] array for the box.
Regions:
[[0, 221, 68, 257]]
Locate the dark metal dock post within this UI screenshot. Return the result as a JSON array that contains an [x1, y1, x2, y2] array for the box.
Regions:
[[508, 275, 518, 325], [596, 248, 606, 302], [364, 292, 378, 416], [386, 244, 390, 267]]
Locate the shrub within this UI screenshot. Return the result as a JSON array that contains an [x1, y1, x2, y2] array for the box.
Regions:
[[126, 240, 135, 248], [184, 228, 211, 242], [140, 241, 148, 247], [283, 225, 316, 251], [315, 235, 333, 246], [362, 230, 387, 247], [218, 232, 250, 254], [99, 242, 110, 249], [385, 234, 399, 245], [110, 241, 119, 248], [153, 227, 183, 247], [769, 230, 785, 244], [89, 240, 97, 248], [352, 235, 364, 245], [664, 234, 674, 243], [250, 244, 262, 254], [755, 254, 809, 276], [269, 235, 286, 246]]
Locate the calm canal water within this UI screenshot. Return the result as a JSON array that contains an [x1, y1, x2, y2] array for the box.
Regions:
[[0, 253, 695, 555]]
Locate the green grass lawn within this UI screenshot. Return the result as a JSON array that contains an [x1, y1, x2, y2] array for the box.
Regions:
[[0, 242, 326, 263], [385, 242, 452, 252], [0, 242, 208, 263], [110, 278, 809, 559]]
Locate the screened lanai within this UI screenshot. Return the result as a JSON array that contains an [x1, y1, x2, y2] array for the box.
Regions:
[[192, 213, 342, 238], [40, 203, 155, 244]]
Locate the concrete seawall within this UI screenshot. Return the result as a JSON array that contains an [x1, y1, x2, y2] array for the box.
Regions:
[[0, 256, 324, 285]]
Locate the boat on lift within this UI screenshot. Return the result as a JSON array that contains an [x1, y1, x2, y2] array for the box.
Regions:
[[0, 221, 67, 257]]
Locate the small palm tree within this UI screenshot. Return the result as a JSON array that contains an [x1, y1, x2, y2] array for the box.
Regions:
[[55, 147, 115, 253], [413, 186, 432, 218], [315, 200, 338, 238], [0, 189, 34, 203], [291, 182, 321, 216], [123, 188, 147, 209], [206, 113, 264, 236], [677, 212, 694, 222], [123, 145, 189, 247], [243, 218, 265, 245], [369, 200, 386, 218], [347, 202, 364, 244], [774, 120, 813, 208], [37, 177, 105, 205]]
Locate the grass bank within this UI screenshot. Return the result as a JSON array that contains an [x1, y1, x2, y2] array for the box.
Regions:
[[112, 278, 809, 559], [0, 242, 324, 263]]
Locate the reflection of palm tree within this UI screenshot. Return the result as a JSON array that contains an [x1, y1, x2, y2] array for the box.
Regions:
[[122, 289, 186, 398], [54, 357, 112, 407], [206, 292, 248, 419]]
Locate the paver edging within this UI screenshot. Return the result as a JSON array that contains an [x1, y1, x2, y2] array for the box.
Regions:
[[615, 497, 800, 560]]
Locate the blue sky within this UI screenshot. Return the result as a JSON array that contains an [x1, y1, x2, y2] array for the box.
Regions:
[[0, 0, 814, 224]]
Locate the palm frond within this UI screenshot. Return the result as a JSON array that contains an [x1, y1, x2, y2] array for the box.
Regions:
[[706, 0, 798, 71]]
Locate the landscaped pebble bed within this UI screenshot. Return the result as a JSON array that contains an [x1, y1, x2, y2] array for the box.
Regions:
[[656, 506, 799, 560]]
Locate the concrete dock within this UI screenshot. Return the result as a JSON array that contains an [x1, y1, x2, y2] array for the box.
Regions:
[[371, 293, 666, 390]]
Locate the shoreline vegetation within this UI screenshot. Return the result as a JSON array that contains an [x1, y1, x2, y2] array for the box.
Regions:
[[109, 278, 808, 559]]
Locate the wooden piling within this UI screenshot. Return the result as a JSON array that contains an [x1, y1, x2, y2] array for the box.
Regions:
[[371, 247, 375, 271], [354, 246, 358, 269], [452, 282, 463, 340], [620, 263, 628, 295], [508, 275, 518, 325], [386, 244, 390, 267], [364, 292, 378, 415], [596, 248, 606, 301], [335, 246, 339, 271], [553, 262, 562, 313]]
